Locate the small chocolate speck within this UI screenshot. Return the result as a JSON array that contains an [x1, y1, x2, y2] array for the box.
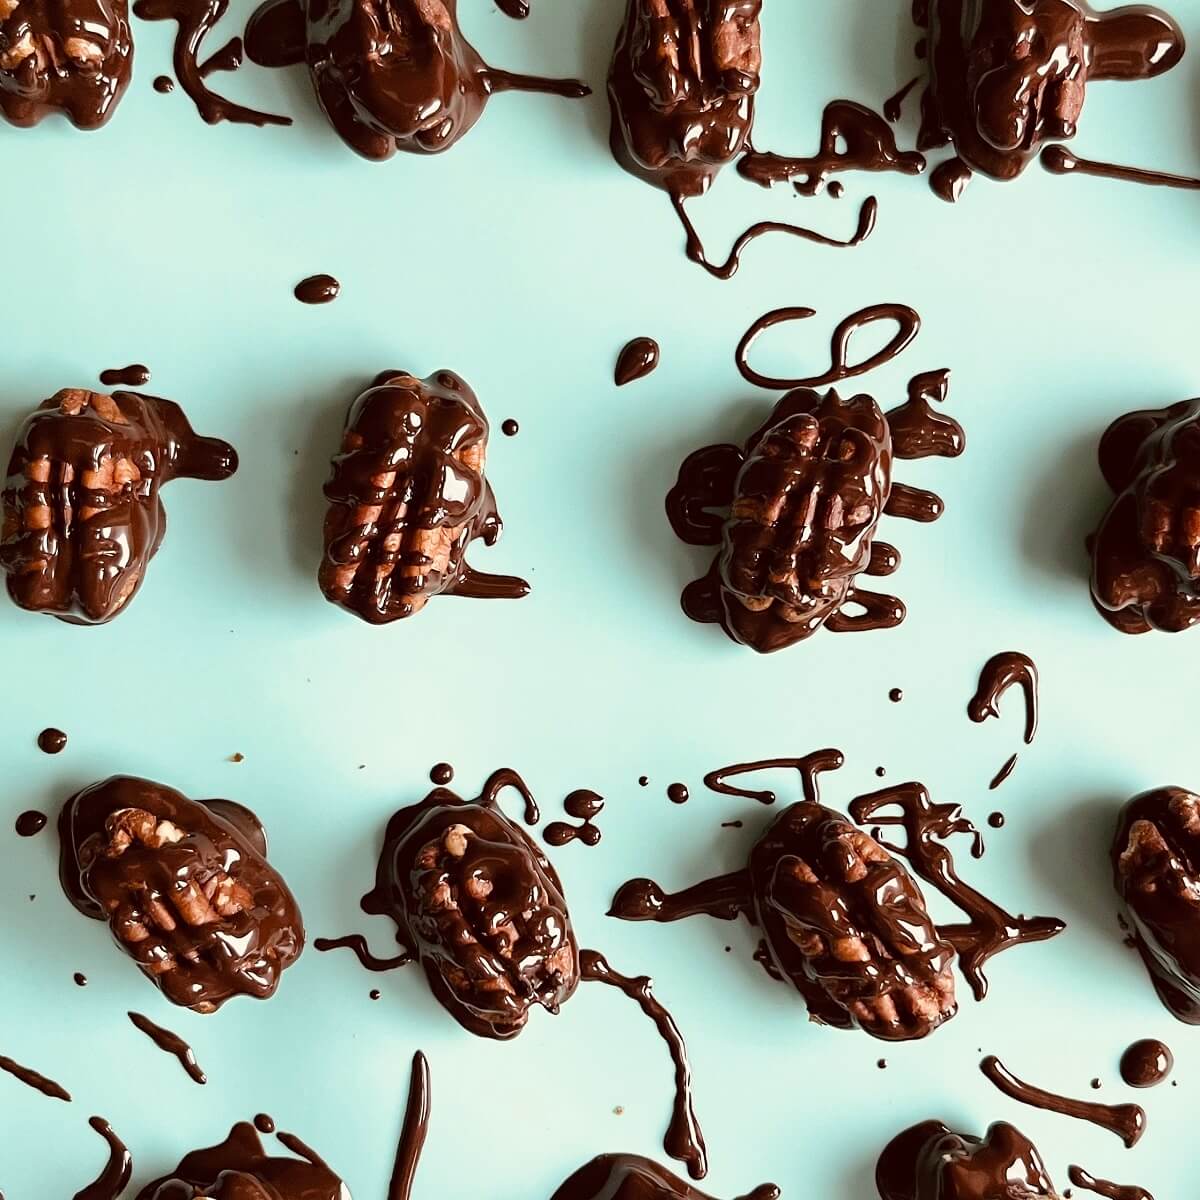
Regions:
[[73, 972, 87, 987], [724, 946, 732, 953], [15, 810, 47, 837], [37, 728, 67, 755], [638, 776, 649, 787], [153, 74, 174, 93], [228, 752, 244, 763], [613, 1106, 625, 1116], [988, 812, 1005, 828], [875, 767, 886, 777], [501, 419, 519, 437], [1090, 1078, 1102, 1089], [254, 1114, 275, 1134], [877, 1059, 887, 1069], [370, 989, 381, 1000], [667, 783, 689, 804], [888, 688, 903, 702], [430, 763, 454, 786]]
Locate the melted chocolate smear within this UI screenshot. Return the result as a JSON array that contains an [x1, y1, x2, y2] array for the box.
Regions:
[[736, 301, 920, 391], [885, 369, 965, 459], [153, 75, 175, 92], [989, 753, 1019, 790], [0, 1054, 71, 1101], [98, 365, 150, 387], [969, 652, 1039, 743], [980, 1056, 1145, 1147], [738, 100, 925, 194], [580, 949, 707, 1180], [668, 783, 690, 805], [37, 727, 68, 754], [388, 1051, 430, 1200], [430, 763, 454, 786], [314, 933, 412, 972], [74, 972, 87, 986], [243, 0, 305, 68], [501, 419, 519, 437], [884, 77, 920, 122], [1042, 145, 1200, 190], [670, 193, 876, 282], [704, 756, 836, 805], [254, 1113, 275, 1133], [15, 810, 47, 836], [133, 0, 292, 126], [615, 337, 661, 386], [930, 158, 972, 202], [198, 35, 243, 76], [1120, 1039, 1173, 1088], [294, 274, 341, 305], [988, 812, 1005, 829], [128, 1011, 206, 1085], [1068, 1166, 1153, 1200], [73, 1117, 131, 1200], [850, 783, 1064, 999]]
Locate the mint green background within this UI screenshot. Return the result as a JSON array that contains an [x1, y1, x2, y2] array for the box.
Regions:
[[4, 0, 1200, 1195]]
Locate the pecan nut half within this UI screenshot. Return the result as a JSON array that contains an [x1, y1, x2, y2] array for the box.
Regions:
[[877, 1119, 1058, 1200], [362, 772, 578, 1038], [0, 388, 237, 624], [319, 370, 528, 624], [916, 0, 1183, 181], [1114, 786, 1200, 1023], [59, 776, 304, 1013], [1091, 400, 1200, 634], [608, 0, 762, 198], [0, 0, 133, 128], [749, 801, 957, 1041]]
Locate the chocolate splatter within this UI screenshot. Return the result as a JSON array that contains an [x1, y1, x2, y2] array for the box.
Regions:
[[545, 789, 604, 848], [98, 366, 150, 387], [615, 338, 660, 386], [429, 763, 454, 786], [153, 75, 175, 93], [37, 727, 68, 754], [668, 783, 689, 805], [15, 810, 47, 836], [128, 1011, 206, 1085], [1120, 1039, 1172, 1088], [387, 1051, 430, 1200], [501, 419, 519, 437]]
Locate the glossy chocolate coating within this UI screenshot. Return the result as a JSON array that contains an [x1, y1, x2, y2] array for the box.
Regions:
[[876, 1119, 1057, 1200], [749, 800, 957, 1040], [0, 388, 237, 624], [59, 775, 304, 1013], [551, 1154, 778, 1200], [362, 774, 579, 1038], [607, 0, 762, 199], [1091, 401, 1200, 634], [1114, 787, 1200, 1022], [134, 1121, 345, 1199], [915, 0, 1184, 182], [319, 370, 528, 624], [0, 0, 132, 128]]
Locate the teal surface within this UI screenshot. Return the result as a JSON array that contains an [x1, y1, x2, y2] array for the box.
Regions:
[[4, 0, 1200, 1195]]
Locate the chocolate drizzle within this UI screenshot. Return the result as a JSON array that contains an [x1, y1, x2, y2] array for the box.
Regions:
[[738, 100, 926, 194], [15, 809, 47, 836], [294, 274, 340, 304], [1042, 145, 1200, 189], [969, 652, 1039, 743], [99, 366, 150, 387], [128, 1011, 206, 1084], [133, 0, 292, 126], [850, 783, 1064, 999], [388, 1051, 430, 1200], [545, 789, 604, 848], [704, 758, 829, 805], [1068, 1166, 1154, 1200], [980, 1055, 1145, 1147], [616, 338, 661, 386], [314, 933, 412, 971], [1120, 1038, 1172, 1087], [580, 949, 707, 1181], [0, 1054, 71, 1101], [74, 1117, 132, 1200], [551, 1155, 778, 1200]]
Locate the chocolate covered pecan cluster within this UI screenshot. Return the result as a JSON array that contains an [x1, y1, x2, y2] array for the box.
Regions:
[[304, 0, 587, 158], [607, 0, 762, 199], [59, 776, 304, 1013], [0, 388, 237, 623], [876, 1120, 1057, 1200], [1114, 786, 1200, 1023], [915, 0, 1183, 184], [135, 1120, 345, 1199], [1090, 400, 1200, 634], [319, 370, 529, 624], [0, 0, 133, 128], [362, 771, 578, 1038]]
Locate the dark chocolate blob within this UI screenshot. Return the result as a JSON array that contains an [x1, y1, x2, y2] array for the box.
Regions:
[[1120, 1039, 1172, 1087], [667, 783, 689, 805], [98, 366, 150, 387], [615, 338, 661, 387], [38, 727, 68, 754], [988, 812, 1005, 829], [74, 971, 88, 986], [153, 75, 175, 92], [989, 754, 1019, 791], [294, 274, 340, 304], [429, 763, 454, 786], [501, 419, 519, 437], [15, 810, 48, 836]]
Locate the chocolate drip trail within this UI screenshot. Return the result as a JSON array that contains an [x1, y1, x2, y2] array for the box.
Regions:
[[609, 871, 752, 923], [1042, 146, 1200, 190], [128, 1011, 206, 1084], [580, 949, 707, 1180], [704, 747, 844, 805], [670, 194, 876, 282], [0, 1054, 71, 1101], [930, 158, 973, 202], [314, 934, 412, 972], [969, 652, 1039, 743], [99, 366, 150, 387], [545, 789, 604, 848], [133, 0, 291, 126], [1068, 1165, 1153, 1200], [850, 783, 1064, 999], [615, 338, 660, 386], [494, 0, 528, 14], [980, 1056, 1145, 1147], [388, 1051, 431, 1200], [73, 1117, 132, 1200], [736, 302, 920, 391], [738, 100, 925, 194]]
